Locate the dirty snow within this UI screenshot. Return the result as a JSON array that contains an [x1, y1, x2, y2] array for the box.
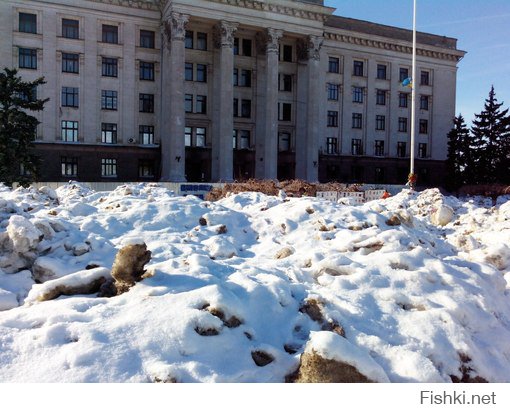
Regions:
[[0, 182, 509, 382]]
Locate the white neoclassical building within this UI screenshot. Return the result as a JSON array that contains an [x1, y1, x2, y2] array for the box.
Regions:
[[0, 0, 465, 185]]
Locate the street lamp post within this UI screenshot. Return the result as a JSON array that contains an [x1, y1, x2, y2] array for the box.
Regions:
[[409, 0, 417, 188]]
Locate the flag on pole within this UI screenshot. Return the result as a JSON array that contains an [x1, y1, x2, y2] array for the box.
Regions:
[[402, 77, 413, 88]]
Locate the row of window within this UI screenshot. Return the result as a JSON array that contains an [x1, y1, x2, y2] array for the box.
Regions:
[[328, 57, 431, 85], [61, 88, 154, 112], [326, 111, 429, 133], [325, 138, 428, 158], [344, 165, 430, 184], [327, 84, 430, 110], [19, 12, 156, 47], [61, 157, 155, 178], [18, 48, 156, 82], [61, 121, 155, 145]]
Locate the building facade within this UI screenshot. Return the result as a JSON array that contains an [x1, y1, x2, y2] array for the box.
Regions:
[[0, 0, 465, 185]]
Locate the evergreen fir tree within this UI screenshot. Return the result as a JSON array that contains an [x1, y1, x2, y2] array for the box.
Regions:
[[0, 68, 48, 187], [470, 86, 510, 184], [445, 114, 472, 190]]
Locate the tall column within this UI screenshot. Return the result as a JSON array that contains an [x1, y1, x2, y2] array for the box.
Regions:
[[212, 21, 238, 182], [255, 28, 283, 180], [296, 35, 323, 182], [160, 12, 188, 182]]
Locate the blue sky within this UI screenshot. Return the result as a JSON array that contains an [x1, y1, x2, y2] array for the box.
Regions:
[[327, 0, 510, 123]]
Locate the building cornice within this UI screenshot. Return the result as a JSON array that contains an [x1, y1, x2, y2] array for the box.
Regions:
[[206, 0, 334, 23], [324, 31, 466, 62], [85, 0, 161, 11]]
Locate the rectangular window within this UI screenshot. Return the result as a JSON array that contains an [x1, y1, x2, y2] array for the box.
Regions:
[[399, 67, 409, 82], [283, 45, 292, 62], [377, 64, 387, 80], [419, 119, 428, 134], [352, 165, 364, 182], [101, 90, 118, 110], [185, 94, 193, 113], [376, 89, 386, 105], [61, 87, 79, 108], [102, 24, 118, 44], [278, 132, 291, 152], [351, 139, 362, 155], [139, 93, 154, 113], [233, 38, 239, 55], [353, 60, 364, 76], [233, 98, 239, 117], [138, 160, 155, 178], [61, 157, 78, 177], [62, 18, 79, 39], [399, 93, 408, 108], [420, 95, 429, 110], [196, 127, 206, 147], [421, 70, 430, 85], [139, 125, 154, 145], [327, 111, 338, 127], [376, 115, 385, 131], [279, 103, 292, 121], [185, 127, 192, 147], [62, 53, 79, 73], [239, 130, 250, 149], [102, 57, 118, 77], [196, 64, 207, 82], [19, 48, 37, 69], [328, 83, 339, 101], [241, 99, 251, 118], [185, 63, 193, 81], [280, 74, 292, 92], [398, 117, 408, 132], [233, 68, 238, 86], [196, 95, 207, 114], [240, 69, 251, 87], [232, 129, 237, 149], [418, 142, 427, 158], [352, 86, 363, 103], [242, 39, 252, 57], [352, 113, 362, 129], [197, 32, 207, 50], [140, 30, 155, 48], [374, 167, 385, 183], [139, 61, 154, 81], [374, 140, 384, 156], [397, 141, 407, 157], [19, 12, 37, 34], [61, 120, 78, 142], [328, 57, 339, 73], [101, 158, 117, 177], [101, 123, 117, 143], [326, 137, 338, 155], [185, 30, 193, 49]]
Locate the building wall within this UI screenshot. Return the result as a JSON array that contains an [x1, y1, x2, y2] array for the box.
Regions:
[[0, 0, 465, 185]]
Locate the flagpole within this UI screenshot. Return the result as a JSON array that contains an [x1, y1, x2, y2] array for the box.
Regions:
[[409, 0, 417, 183]]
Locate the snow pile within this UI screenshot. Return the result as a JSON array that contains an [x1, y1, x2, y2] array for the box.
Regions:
[[0, 184, 509, 382]]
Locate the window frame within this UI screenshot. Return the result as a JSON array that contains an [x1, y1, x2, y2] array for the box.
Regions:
[[139, 93, 154, 113], [101, 123, 118, 144], [62, 18, 79, 39], [102, 24, 119, 44], [61, 87, 79, 108], [101, 158, 117, 177], [102, 57, 118, 77], [19, 12, 37, 34], [19, 48, 37, 70], [139, 125, 154, 145], [61, 120, 78, 142], [140, 29, 155, 48]]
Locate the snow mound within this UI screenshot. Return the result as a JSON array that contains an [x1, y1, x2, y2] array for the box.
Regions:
[[305, 331, 390, 383]]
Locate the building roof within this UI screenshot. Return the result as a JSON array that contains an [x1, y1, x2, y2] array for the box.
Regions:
[[325, 15, 458, 50]]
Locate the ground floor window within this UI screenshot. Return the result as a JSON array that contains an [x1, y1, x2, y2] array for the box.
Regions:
[[61, 157, 78, 177], [138, 160, 155, 178], [101, 158, 117, 177]]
